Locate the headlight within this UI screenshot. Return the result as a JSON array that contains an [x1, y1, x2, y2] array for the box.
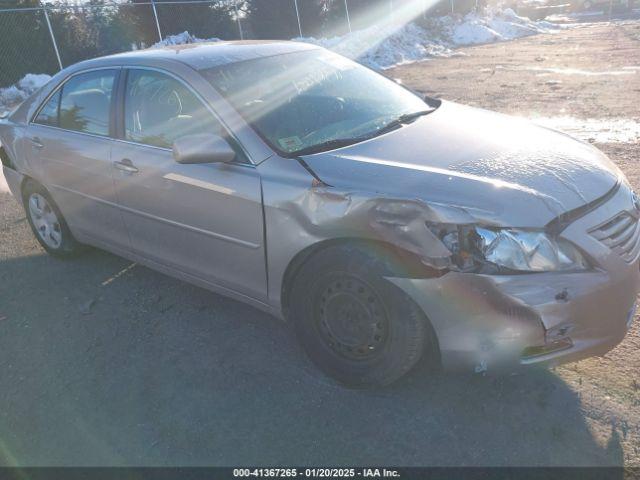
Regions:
[[430, 224, 589, 273], [474, 228, 589, 272]]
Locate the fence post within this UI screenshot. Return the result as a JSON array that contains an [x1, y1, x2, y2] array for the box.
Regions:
[[344, 0, 352, 33], [234, 0, 244, 40], [43, 7, 63, 71], [150, 0, 163, 42], [293, 0, 302, 37]]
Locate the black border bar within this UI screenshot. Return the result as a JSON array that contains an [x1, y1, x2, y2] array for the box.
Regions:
[[0, 468, 638, 480]]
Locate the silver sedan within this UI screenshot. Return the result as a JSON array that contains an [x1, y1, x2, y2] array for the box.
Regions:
[[1, 41, 638, 386]]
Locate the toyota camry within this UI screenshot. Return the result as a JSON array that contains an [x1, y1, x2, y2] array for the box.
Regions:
[[1, 41, 638, 386]]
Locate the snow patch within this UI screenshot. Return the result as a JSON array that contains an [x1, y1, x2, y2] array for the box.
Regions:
[[0, 73, 52, 117], [296, 8, 565, 69], [152, 31, 221, 47], [296, 22, 456, 70], [524, 66, 637, 76], [446, 8, 560, 45], [530, 116, 640, 144]]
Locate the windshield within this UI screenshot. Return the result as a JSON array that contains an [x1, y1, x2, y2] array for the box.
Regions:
[[200, 49, 432, 156]]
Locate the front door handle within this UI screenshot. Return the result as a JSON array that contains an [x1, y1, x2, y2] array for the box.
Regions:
[[113, 159, 139, 174], [29, 137, 44, 149]]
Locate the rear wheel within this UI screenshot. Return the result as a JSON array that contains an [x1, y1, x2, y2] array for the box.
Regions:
[[290, 244, 435, 387], [23, 180, 80, 257]]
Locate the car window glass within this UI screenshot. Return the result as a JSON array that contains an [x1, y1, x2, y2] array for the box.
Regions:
[[201, 50, 429, 155], [34, 90, 61, 127], [124, 69, 226, 150], [57, 70, 116, 136]]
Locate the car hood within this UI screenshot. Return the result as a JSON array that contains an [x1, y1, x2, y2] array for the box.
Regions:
[[301, 101, 622, 228]]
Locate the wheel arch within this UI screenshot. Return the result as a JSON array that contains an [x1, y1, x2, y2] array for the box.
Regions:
[[280, 236, 441, 318], [20, 174, 46, 203]]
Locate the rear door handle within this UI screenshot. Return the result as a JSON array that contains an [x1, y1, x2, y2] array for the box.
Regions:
[[29, 137, 44, 149], [113, 159, 139, 174]]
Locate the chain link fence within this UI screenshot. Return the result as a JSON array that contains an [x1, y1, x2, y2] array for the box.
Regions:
[[0, 0, 473, 88], [0, 7, 60, 86], [48, 3, 161, 67], [237, 0, 299, 39], [155, 0, 241, 40]]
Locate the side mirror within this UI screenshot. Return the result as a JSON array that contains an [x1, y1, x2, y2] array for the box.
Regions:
[[172, 133, 236, 164]]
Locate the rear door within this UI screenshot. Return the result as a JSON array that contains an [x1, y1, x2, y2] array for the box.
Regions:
[[111, 68, 267, 300], [28, 68, 130, 250]]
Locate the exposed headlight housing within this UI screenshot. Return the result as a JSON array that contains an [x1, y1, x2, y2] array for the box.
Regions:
[[429, 224, 589, 273]]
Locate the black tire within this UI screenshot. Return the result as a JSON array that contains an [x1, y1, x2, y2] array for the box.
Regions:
[[23, 180, 80, 257], [289, 243, 435, 387]]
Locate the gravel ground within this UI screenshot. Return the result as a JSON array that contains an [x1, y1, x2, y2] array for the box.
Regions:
[[1, 15, 639, 467]]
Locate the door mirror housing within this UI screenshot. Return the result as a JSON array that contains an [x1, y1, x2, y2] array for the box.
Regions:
[[172, 133, 236, 164]]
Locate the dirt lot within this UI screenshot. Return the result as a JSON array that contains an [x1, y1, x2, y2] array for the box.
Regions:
[[1, 17, 639, 467]]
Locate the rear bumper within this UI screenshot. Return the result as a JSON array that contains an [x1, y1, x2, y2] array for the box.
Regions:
[[2, 165, 24, 205], [388, 184, 640, 374]]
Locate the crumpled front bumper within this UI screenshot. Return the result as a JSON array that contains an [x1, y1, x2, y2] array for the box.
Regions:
[[388, 184, 640, 373], [389, 267, 638, 373]]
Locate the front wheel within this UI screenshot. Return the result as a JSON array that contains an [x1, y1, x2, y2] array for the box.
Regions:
[[23, 180, 80, 257], [289, 244, 434, 387]]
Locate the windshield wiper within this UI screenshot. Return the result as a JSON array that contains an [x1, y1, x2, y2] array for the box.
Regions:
[[373, 109, 436, 137], [288, 137, 369, 157], [288, 109, 436, 157]]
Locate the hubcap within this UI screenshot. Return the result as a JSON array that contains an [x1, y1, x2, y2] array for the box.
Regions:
[[316, 276, 388, 360], [28, 193, 62, 249]]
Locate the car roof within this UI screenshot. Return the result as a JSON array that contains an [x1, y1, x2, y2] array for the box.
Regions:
[[75, 40, 320, 71], [7, 40, 321, 135]]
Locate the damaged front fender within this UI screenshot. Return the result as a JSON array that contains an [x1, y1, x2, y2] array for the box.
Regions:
[[259, 156, 483, 312], [286, 185, 479, 270]]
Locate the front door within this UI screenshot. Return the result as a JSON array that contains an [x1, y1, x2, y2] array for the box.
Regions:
[[111, 68, 267, 301]]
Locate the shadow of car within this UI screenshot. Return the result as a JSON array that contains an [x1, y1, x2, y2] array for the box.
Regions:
[[0, 228, 626, 467]]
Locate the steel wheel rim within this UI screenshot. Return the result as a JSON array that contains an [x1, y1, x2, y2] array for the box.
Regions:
[[28, 193, 62, 249], [315, 275, 389, 361]]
